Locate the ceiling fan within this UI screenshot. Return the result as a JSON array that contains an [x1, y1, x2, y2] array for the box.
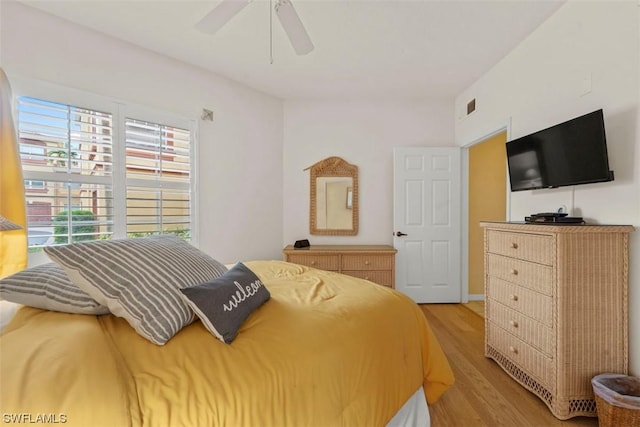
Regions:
[[195, 0, 314, 56]]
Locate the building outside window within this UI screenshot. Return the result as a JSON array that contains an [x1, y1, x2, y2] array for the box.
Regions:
[[17, 96, 193, 250]]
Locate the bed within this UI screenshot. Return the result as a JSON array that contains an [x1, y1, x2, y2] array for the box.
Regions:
[[0, 236, 454, 427]]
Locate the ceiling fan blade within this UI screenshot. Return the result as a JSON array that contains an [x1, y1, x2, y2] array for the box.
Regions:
[[274, 0, 314, 55], [195, 0, 252, 35]]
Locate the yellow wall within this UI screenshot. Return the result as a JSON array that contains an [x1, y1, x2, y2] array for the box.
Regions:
[[468, 132, 507, 295]]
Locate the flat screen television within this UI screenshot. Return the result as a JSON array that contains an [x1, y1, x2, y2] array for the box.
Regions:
[[506, 109, 614, 192]]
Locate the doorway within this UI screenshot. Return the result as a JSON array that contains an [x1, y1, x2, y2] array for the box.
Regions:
[[467, 131, 507, 299]]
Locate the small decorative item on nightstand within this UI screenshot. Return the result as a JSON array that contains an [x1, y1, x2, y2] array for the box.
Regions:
[[293, 239, 310, 249]]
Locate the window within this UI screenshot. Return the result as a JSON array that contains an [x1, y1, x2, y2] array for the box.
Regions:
[[125, 118, 191, 239], [19, 144, 46, 164], [17, 95, 194, 250], [24, 180, 45, 189], [19, 97, 114, 248]]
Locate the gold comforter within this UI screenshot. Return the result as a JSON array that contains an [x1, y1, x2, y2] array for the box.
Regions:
[[1, 261, 453, 426]]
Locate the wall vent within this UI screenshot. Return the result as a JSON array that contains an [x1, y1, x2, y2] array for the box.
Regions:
[[467, 99, 476, 115]]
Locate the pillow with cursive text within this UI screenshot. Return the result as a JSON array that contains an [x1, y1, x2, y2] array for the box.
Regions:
[[179, 262, 270, 343]]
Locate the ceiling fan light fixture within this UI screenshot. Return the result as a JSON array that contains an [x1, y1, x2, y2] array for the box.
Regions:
[[274, 0, 314, 55], [195, 0, 252, 35]]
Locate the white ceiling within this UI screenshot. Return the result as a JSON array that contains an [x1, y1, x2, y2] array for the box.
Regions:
[[19, 0, 565, 100]]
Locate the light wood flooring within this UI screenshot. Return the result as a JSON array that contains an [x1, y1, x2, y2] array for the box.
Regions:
[[462, 301, 484, 318], [420, 303, 598, 427]]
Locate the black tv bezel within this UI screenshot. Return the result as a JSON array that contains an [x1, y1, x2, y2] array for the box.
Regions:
[[506, 109, 613, 192]]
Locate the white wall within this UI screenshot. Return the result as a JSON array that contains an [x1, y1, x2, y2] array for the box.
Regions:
[[283, 100, 454, 246], [455, 1, 640, 374], [0, 1, 284, 263]]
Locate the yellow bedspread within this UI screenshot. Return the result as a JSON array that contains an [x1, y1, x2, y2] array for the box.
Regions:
[[1, 261, 453, 427]]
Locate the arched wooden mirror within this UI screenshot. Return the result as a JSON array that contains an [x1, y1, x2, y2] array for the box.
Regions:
[[306, 156, 358, 235]]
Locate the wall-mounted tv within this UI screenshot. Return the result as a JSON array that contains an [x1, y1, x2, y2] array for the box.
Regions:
[[506, 109, 614, 192]]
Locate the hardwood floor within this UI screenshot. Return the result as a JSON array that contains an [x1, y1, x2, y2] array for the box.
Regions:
[[462, 301, 484, 318], [420, 304, 598, 427]]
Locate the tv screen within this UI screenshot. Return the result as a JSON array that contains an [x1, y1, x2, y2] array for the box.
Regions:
[[506, 109, 613, 191]]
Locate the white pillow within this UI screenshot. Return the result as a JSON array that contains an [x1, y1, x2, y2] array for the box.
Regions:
[[45, 235, 227, 345]]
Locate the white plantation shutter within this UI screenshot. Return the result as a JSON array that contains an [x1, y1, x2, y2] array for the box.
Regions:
[[125, 118, 191, 238], [18, 97, 114, 246], [17, 93, 194, 249], [19, 97, 113, 177]]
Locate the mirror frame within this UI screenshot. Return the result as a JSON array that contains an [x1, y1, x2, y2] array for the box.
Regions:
[[307, 156, 358, 236]]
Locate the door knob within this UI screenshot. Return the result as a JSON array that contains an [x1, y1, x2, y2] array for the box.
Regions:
[[395, 231, 407, 237]]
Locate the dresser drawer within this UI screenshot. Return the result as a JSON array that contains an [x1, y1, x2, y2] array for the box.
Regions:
[[487, 277, 552, 326], [487, 322, 555, 387], [286, 254, 339, 271], [487, 230, 554, 266], [342, 270, 393, 287], [487, 253, 553, 296], [487, 299, 553, 356], [341, 254, 393, 271]]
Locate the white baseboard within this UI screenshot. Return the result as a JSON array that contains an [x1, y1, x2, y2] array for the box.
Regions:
[[467, 294, 485, 301]]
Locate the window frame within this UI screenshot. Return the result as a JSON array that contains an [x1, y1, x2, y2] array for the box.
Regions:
[[11, 77, 199, 262], [122, 111, 194, 239]]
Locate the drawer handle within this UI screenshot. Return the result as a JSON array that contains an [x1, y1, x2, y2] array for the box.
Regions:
[[509, 320, 519, 328], [510, 269, 519, 276], [509, 346, 518, 354], [364, 261, 370, 265], [511, 242, 518, 249], [364, 276, 370, 280], [510, 294, 519, 302], [310, 261, 316, 265]]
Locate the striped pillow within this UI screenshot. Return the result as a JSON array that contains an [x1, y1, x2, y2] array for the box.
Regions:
[[45, 235, 228, 345], [0, 263, 109, 315]]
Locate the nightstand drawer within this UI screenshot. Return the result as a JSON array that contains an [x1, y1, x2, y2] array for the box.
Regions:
[[487, 230, 554, 265], [286, 254, 339, 271], [342, 270, 393, 287], [487, 299, 553, 356], [487, 253, 553, 296], [487, 322, 554, 387], [487, 277, 552, 326], [341, 254, 393, 271], [282, 245, 397, 288]]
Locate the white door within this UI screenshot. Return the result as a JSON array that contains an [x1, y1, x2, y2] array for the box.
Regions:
[[393, 147, 461, 303]]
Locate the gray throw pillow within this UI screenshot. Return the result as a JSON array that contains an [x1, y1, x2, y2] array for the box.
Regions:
[[180, 262, 270, 343], [0, 263, 108, 315], [45, 235, 227, 345]]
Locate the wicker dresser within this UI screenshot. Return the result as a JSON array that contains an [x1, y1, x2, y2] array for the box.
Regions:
[[282, 245, 396, 288], [480, 222, 634, 419]]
